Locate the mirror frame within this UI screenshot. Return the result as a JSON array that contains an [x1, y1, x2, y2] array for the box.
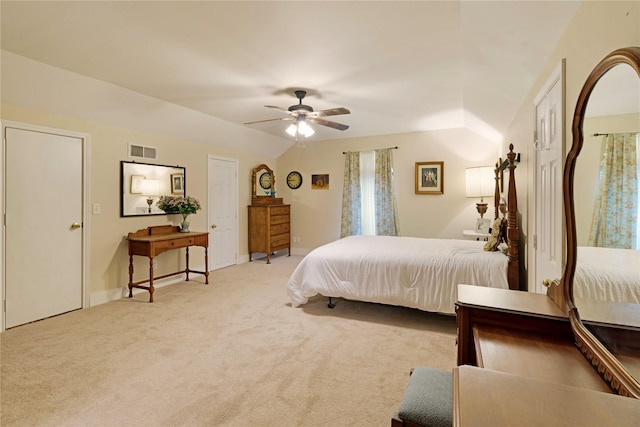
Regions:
[[252, 164, 275, 197], [564, 46, 640, 398], [120, 160, 186, 217]]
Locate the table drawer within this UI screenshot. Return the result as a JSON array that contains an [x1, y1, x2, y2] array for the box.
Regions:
[[271, 223, 290, 235], [271, 233, 290, 247], [165, 237, 196, 248]]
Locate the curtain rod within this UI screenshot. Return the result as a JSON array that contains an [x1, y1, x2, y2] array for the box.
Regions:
[[342, 146, 398, 154], [593, 132, 640, 136]]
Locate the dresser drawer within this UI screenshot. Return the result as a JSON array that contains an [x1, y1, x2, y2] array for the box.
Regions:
[[270, 205, 290, 216], [270, 214, 290, 225], [271, 222, 290, 235], [271, 233, 290, 247]]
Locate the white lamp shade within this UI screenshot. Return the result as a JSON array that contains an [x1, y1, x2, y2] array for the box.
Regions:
[[138, 179, 159, 196], [465, 166, 494, 199], [286, 120, 315, 138]]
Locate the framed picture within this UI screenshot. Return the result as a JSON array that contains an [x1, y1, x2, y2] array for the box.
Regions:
[[475, 218, 491, 234], [171, 173, 184, 194], [311, 174, 329, 190], [415, 161, 444, 194], [130, 175, 146, 194]]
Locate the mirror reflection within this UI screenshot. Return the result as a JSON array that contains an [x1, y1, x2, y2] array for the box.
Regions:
[[252, 164, 274, 197], [573, 62, 640, 380], [120, 161, 186, 217]]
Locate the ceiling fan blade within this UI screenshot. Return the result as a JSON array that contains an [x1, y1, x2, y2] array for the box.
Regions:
[[308, 117, 350, 131], [244, 117, 293, 125], [308, 107, 351, 118], [264, 105, 292, 115]]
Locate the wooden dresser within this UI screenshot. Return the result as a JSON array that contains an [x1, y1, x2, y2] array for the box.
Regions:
[[248, 204, 290, 263]]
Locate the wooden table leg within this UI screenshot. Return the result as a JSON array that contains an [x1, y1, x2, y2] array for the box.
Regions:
[[148, 257, 155, 303], [128, 253, 134, 298], [185, 247, 190, 281], [204, 246, 209, 284]]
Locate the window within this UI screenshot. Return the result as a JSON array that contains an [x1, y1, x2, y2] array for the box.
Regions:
[[341, 148, 398, 237]]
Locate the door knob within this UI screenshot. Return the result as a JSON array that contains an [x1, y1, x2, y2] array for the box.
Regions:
[[211, 224, 217, 229], [70, 222, 82, 230], [542, 278, 560, 288]]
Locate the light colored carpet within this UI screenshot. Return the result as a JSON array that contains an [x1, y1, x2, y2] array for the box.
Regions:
[[0, 254, 456, 427]]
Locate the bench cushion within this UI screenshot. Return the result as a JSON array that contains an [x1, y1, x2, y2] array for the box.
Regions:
[[397, 367, 452, 427]]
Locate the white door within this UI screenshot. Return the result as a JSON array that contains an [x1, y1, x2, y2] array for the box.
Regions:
[[208, 155, 238, 270], [533, 62, 565, 294], [4, 126, 84, 328]]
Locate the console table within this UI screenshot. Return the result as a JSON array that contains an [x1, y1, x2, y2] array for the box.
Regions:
[[127, 225, 209, 302]]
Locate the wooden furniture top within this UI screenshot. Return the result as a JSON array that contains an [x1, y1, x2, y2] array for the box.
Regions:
[[473, 324, 612, 393], [453, 365, 640, 427], [127, 225, 208, 242], [457, 284, 567, 319]]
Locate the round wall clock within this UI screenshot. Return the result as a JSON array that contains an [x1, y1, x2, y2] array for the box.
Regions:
[[286, 171, 303, 189], [259, 172, 272, 190]]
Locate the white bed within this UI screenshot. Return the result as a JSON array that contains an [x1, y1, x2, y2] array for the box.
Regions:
[[287, 146, 521, 314], [287, 235, 510, 314], [574, 246, 640, 304]]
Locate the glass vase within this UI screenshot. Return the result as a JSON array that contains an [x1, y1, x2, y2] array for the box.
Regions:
[[180, 215, 190, 233]]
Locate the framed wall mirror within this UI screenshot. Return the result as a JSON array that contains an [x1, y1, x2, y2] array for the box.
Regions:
[[564, 46, 640, 397], [120, 161, 186, 217]]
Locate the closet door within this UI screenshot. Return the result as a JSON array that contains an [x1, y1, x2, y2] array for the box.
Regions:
[[208, 155, 238, 269], [5, 126, 84, 328]]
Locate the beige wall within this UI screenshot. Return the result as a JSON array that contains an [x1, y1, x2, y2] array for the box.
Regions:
[[277, 128, 501, 252], [1, 104, 276, 306], [501, 0, 640, 291]]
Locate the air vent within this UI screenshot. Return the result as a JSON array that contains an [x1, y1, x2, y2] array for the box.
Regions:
[[128, 143, 157, 160]]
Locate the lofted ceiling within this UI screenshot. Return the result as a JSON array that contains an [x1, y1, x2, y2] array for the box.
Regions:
[[1, 1, 582, 152]]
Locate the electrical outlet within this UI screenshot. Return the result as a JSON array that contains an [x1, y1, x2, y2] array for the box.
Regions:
[[153, 259, 158, 269]]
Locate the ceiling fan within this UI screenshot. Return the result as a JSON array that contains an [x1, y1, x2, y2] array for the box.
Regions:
[[244, 90, 350, 138]]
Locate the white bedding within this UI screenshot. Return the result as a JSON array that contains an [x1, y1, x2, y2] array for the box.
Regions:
[[287, 235, 509, 314], [575, 246, 640, 304]]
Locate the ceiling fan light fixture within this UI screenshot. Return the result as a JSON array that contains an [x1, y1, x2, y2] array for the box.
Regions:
[[285, 120, 315, 138], [298, 120, 315, 137], [285, 123, 298, 137]]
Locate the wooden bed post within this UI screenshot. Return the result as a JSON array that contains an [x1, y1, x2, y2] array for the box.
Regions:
[[506, 144, 520, 290]]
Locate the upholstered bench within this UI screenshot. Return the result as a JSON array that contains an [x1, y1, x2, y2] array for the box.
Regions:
[[391, 367, 453, 427]]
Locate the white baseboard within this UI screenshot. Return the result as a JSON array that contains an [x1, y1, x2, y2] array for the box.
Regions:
[[89, 272, 188, 306]]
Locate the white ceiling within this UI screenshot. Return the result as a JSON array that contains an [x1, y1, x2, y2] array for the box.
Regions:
[[0, 1, 582, 149]]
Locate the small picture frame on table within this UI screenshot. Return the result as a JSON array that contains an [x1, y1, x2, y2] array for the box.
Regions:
[[475, 218, 491, 234]]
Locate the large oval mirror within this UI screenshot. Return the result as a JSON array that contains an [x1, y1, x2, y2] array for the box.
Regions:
[[565, 47, 640, 398]]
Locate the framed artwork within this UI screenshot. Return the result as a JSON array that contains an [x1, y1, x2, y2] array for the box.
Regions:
[[311, 174, 329, 190], [130, 175, 146, 194], [415, 161, 444, 194], [171, 173, 184, 194]]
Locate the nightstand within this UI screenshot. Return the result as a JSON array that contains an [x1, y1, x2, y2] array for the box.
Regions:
[[462, 230, 490, 241]]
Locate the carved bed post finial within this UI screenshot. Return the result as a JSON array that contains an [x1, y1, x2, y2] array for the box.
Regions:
[[494, 160, 500, 220], [506, 143, 520, 289]]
